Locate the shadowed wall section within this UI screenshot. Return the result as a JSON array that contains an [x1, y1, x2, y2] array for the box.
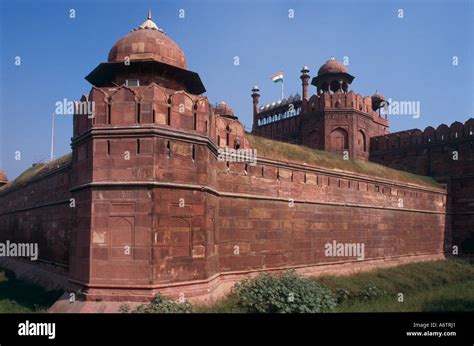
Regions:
[[370, 119, 474, 254], [0, 163, 72, 265]]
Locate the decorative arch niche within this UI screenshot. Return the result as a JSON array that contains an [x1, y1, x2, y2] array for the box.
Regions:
[[330, 127, 349, 151], [357, 130, 367, 152]]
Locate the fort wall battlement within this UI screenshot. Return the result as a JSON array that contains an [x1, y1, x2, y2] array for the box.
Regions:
[[370, 119, 474, 254], [0, 116, 448, 301], [371, 119, 474, 159], [0, 164, 72, 265], [0, 14, 464, 304]]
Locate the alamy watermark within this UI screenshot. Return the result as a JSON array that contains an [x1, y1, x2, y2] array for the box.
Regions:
[[217, 148, 258, 166], [380, 98, 421, 119], [324, 240, 365, 260], [0, 240, 38, 261], [18, 320, 55, 339], [55, 98, 95, 118]]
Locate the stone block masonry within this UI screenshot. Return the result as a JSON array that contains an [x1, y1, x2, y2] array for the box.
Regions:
[[0, 13, 459, 304], [0, 163, 72, 265], [370, 119, 474, 254]]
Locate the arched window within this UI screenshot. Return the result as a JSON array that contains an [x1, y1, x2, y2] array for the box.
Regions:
[[330, 80, 339, 92], [107, 103, 111, 124], [358, 130, 366, 152], [226, 125, 231, 147], [322, 82, 329, 92], [166, 98, 172, 126]]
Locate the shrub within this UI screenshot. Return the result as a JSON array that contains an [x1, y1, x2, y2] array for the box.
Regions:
[[118, 304, 130, 313], [233, 270, 337, 313], [129, 293, 193, 313], [357, 284, 386, 301], [335, 288, 352, 304]]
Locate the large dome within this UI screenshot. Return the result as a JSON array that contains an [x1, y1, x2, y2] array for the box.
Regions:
[[318, 57, 348, 75], [107, 11, 187, 69]]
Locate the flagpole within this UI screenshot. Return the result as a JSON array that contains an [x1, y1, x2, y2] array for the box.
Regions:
[[281, 81, 284, 100], [50, 112, 55, 162]]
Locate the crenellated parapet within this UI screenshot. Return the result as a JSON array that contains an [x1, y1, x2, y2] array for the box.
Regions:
[[370, 118, 474, 152], [254, 95, 303, 127], [74, 84, 212, 135], [369, 118, 474, 202], [306, 91, 387, 123], [253, 90, 388, 129], [369, 118, 474, 254]]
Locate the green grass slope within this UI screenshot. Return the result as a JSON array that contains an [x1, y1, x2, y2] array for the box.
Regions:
[[247, 135, 440, 188], [0, 153, 72, 193]]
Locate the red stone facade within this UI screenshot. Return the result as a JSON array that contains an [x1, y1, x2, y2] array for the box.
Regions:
[[0, 14, 464, 303], [251, 59, 388, 161], [370, 120, 474, 253], [0, 164, 72, 264]]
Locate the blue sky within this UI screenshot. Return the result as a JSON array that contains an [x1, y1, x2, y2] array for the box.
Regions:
[[1, 0, 473, 180]]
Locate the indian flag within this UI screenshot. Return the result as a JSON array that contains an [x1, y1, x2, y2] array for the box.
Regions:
[[271, 72, 284, 83]]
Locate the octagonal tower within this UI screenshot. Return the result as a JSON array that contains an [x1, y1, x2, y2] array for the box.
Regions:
[[68, 12, 244, 300]]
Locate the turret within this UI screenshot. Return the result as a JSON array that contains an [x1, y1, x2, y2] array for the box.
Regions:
[[251, 85, 260, 131], [311, 57, 354, 95], [300, 66, 310, 101]]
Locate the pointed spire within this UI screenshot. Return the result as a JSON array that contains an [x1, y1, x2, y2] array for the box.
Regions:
[[138, 9, 162, 32]]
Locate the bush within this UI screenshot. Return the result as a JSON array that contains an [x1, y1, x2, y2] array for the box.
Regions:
[[357, 284, 385, 301], [118, 304, 130, 313], [335, 288, 352, 304], [232, 270, 337, 313], [128, 293, 193, 313]]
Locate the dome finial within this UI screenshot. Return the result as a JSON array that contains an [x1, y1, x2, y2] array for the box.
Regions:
[[138, 9, 161, 31]]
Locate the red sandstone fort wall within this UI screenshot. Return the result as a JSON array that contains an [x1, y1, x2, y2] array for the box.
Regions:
[[370, 119, 474, 253], [215, 157, 446, 273], [370, 119, 473, 176], [0, 83, 453, 301], [0, 13, 467, 304], [65, 121, 447, 299], [0, 164, 72, 265]]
